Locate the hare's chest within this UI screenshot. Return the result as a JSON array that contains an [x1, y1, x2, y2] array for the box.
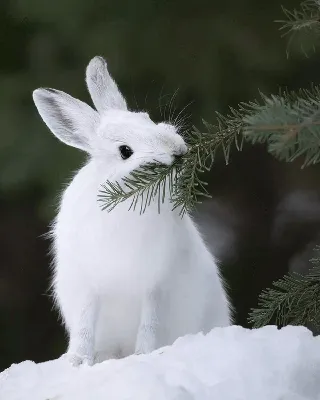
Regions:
[[84, 210, 174, 293], [57, 178, 188, 293]]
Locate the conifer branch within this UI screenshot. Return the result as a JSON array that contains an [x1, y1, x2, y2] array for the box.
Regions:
[[98, 162, 179, 214], [247, 2, 320, 330], [277, 0, 320, 55], [243, 87, 320, 167], [171, 111, 245, 215], [279, 0, 320, 35], [248, 250, 320, 328]]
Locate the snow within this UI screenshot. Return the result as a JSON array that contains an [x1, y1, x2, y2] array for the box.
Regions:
[[1, 326, 320, 400]]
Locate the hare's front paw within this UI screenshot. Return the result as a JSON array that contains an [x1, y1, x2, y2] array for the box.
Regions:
[[63, 352, 94, 367]]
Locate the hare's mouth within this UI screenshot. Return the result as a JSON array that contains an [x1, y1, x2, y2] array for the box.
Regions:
[[154, 154, 176, 166]]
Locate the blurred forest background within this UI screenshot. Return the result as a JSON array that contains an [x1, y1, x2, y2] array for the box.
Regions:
[[2, 0, 320, 370]]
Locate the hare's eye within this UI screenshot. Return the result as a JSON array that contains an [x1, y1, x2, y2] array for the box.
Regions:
[[119, 145, 133, 160]]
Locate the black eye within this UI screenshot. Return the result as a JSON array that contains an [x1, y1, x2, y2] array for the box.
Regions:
[[119, 145, 133, 160]]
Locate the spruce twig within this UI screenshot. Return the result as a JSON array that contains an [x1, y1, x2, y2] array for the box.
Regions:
[[243, 87, 320, 167], [277, 0, 320, 55], [248, 250, 320, 328], [98, 161, 179, 214], [278, 0, 320, 35], [248, 1, 320, 330]]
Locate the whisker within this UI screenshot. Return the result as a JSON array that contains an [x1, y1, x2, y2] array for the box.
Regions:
[[176, 119, 192, 135], [162, 94, 171, 122], [175, 114, 192, 132], [132, 85, 139, 110], [173, 100, 194, 127], [175, 112, 191, 126], [158, 85, 166, 120], [135, 152, 168, 159], [168, 88, 180, 124], [144, 80, 154, 108]]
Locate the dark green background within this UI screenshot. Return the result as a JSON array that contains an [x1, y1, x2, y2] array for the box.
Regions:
[[1, 0, 320, 370]]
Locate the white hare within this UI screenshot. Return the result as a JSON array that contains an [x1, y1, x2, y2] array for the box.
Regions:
[[32, 56, 231, 366]]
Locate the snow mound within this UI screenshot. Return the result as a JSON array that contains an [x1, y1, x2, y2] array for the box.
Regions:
[[1, 326, 320, 400]]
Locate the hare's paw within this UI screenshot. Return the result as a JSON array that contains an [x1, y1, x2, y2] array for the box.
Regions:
[[63, 352, 94, 367], [135, 329, 156, 355], [94, 350, 119, 363], [134, 340, 155, 355]]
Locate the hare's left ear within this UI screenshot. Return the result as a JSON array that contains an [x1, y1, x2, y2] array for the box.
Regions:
[[32, 88, 99, 152], [86, 56, 127, 113]]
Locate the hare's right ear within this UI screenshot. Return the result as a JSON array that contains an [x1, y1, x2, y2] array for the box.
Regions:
[[32, 88, 99, 152], [86, 56, 127, 113]]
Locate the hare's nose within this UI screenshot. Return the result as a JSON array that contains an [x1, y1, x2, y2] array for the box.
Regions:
[[173, 144, 188, 158]]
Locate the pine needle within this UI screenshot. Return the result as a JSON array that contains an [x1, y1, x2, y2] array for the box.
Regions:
[[276, 0, 320, 56], [243, 86, 320, 167], [248, 248, 320, 328], [98, 161, 179, 214]]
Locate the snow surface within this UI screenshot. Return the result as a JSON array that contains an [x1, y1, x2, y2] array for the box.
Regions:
[[1, 325, 320, 400]]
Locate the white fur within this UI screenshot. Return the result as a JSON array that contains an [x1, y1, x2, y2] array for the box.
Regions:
[[32, 56, 231, 366]]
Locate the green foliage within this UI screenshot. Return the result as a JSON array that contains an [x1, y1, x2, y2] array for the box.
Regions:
[[98, 162, 178, 214], [277, 0, 320, 55], [248, 250, 320, 328], [172, 116, 244, 214], [248, 1, 320, 328], [244, 86, 320, 167]]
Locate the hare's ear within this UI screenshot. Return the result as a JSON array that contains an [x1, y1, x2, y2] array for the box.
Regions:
[[86, 56, 127, 113], [32, 88, 99, 152]]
